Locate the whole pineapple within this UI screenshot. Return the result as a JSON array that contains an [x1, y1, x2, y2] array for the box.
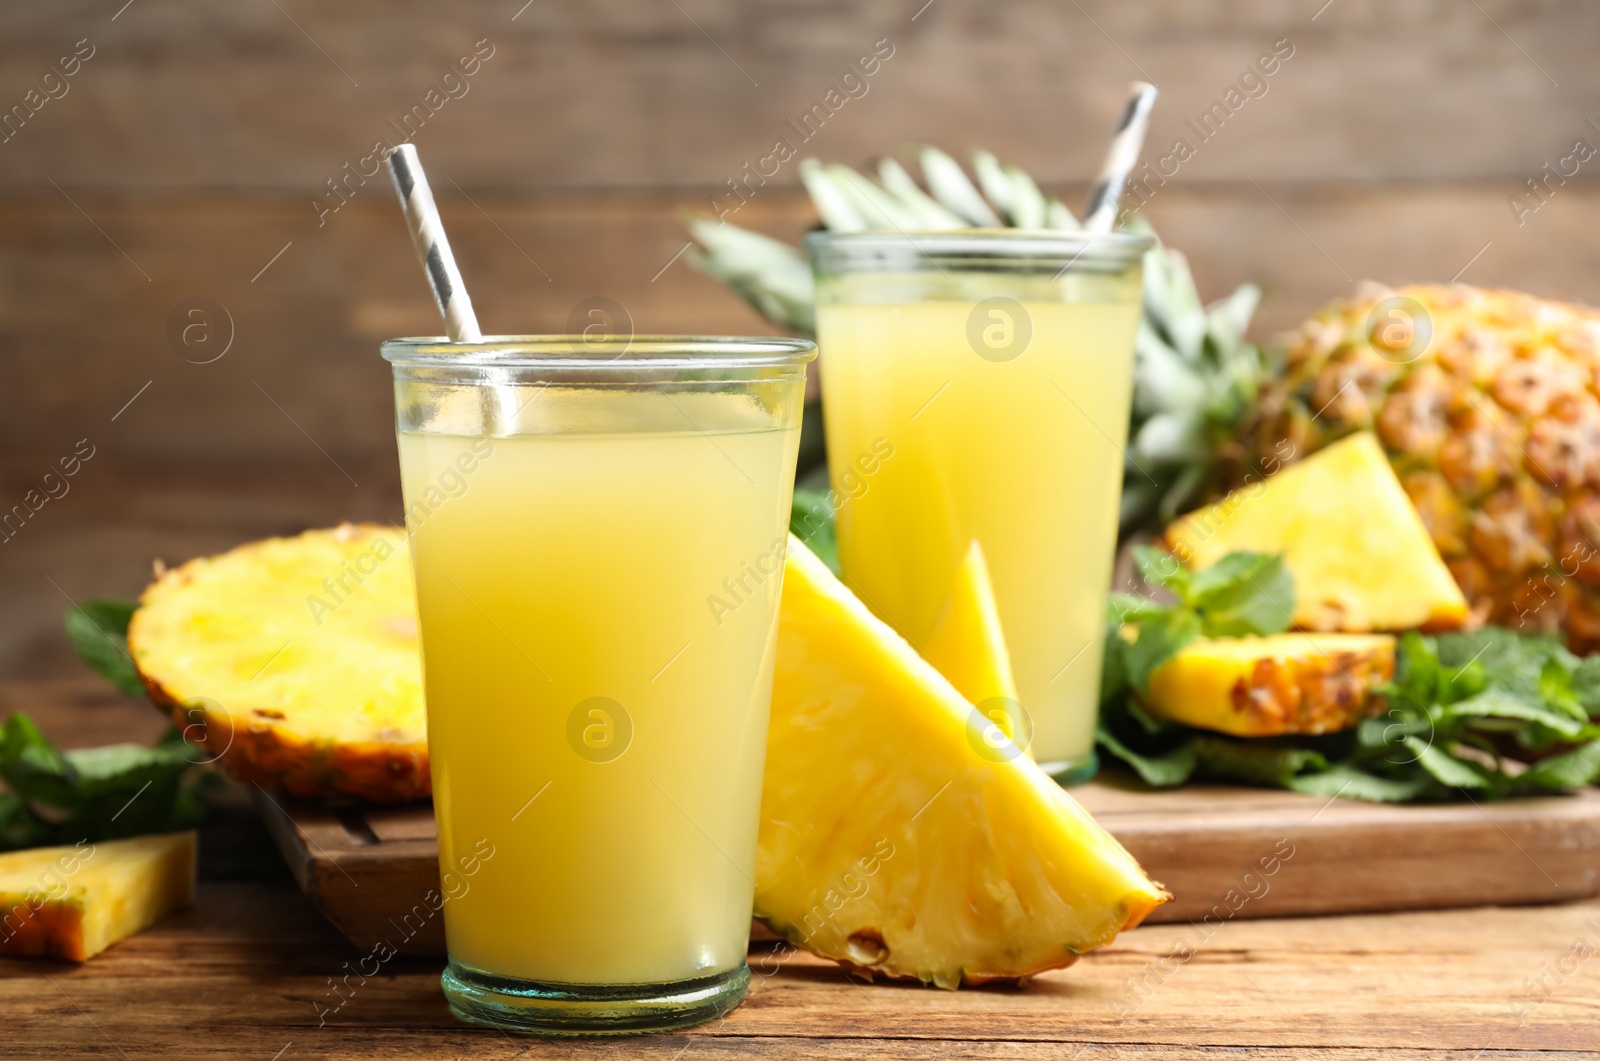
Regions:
[[1248, 283, 1600, 652]]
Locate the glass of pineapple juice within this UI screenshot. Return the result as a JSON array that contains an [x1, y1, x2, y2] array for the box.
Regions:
[[807, 230, 1149, 783], [382, 335, 814, 1035]]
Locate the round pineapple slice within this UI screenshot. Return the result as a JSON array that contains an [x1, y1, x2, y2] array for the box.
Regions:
[[128, 524, 427, 802], [760, 538, 1169, 988], [1142, 633, 1396, 737]]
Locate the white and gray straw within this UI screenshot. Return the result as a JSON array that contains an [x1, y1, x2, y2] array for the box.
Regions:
[[386, 143, 483, 343], [1081, 81, 1159, 233]]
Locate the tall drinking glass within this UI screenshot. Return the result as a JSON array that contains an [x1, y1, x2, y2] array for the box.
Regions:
[[807, 231, 1149, 783], [382, 335, 814, 1035]]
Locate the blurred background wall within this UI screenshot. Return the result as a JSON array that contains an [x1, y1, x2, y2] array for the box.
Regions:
[[1, 0, 1595, 681]]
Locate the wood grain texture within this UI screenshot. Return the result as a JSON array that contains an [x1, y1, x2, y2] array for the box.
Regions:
[[2, 881, 1598, 1058], [0, 0, 1591, 188], [3, 182, 1595, 470], [253, 779, 1600, 959]]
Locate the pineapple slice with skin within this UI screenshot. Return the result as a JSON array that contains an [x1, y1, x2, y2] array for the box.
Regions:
[[918, 541, 1024, 741], [128, 525, 427, 802], [1165, 432, 1469, 633], [758, 537, 1169, 988], [0, 833, 196, 961], [1143, 633, 1396, 737]]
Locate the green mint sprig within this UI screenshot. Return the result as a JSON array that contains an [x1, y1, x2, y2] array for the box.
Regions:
[[0, 599, 214, 851], [1097, 551, 1600, 801]]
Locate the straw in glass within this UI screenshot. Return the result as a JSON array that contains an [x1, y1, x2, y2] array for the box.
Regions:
[[1081, 81, 1159, 233], [385, 144, 483, 343]]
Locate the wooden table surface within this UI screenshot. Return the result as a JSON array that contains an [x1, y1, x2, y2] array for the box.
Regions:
[[5, 681, 1600, 1060]]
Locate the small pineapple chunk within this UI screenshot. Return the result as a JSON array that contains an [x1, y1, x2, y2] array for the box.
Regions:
[[0, 832, 196, 962], [760, 538, 1168, 988], [1165, 432, 1469, 632], [1143, 634, 1396, 737], [919, 541, 1020, 707]]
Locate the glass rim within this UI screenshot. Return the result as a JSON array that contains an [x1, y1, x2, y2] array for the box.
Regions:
[[805, 227, 1153, 265], [380, 334, 817, 370]]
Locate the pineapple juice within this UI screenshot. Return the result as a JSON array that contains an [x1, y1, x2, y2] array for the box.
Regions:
[[816, 298, 1140, 770], [398, 419, 798, 987]]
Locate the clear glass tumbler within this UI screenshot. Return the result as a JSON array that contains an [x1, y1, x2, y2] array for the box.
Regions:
[[382, 335, 814, 1035], [807, 231, 1149, 783]]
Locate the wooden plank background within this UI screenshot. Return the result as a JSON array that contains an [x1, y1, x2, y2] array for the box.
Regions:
[[1, 0, 1596, 683]]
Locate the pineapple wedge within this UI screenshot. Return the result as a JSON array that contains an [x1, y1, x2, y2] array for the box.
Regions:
[[0, 833, 196, 961], [1143, 633, 1396, 737], [128, 525, 427, 802], [919, 541, 1020, 707], [758, 537, 1169, 988], [1165, 432, 1469, 632]]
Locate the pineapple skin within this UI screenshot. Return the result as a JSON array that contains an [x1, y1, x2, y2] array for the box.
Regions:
[[1249, 284, 1600, 652], [138, 669, 430, 803], [1143, 634, 1395, 737]]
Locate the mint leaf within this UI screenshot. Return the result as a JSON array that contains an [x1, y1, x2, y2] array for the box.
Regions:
[[0, 712, 77, 807], [1407, 737, 1493, 790], [1571, 655, 1600, 718], [1287, 764, 1435, 803], [1193, 736, 1327, 787], [1434, 628, 1569, 704], [1388, 630, 1445, 706], [1518, 740, 1600, 791], [789, 489, 838, 574], [1189, 552, 1294, 637], [1099, 630, 1129, 706], [1355, 708, 1432, 758], [1107, 592, 1168, 624], [1132, 545, 1190, 596], [0, 789, 47, 850], [1538, 658, 1589, 723], [1122, 609, 1201, 695], [65, 598, 144, 698], [1096, 723, 1197, 786], [1435, 688, 1588, 740], [0, 712, 210, 850]]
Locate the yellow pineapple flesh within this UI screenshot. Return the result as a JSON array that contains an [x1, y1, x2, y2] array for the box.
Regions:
[[1168, 432, 1468, 632], [128, 525, 427, 802], [1143, 633, 1395, 737], [0, 833, 196, 961], [758, 538, 1169, 988], [918, 540, 1022, 726], [1255, 283, 1600, 650]]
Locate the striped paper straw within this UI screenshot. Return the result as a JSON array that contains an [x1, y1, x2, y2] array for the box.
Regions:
[[1081, 81, 1159, 233], [385, 144, 483, 343]]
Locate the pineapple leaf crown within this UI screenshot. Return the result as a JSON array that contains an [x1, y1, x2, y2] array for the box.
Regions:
[[684, 146, 1267, 531]]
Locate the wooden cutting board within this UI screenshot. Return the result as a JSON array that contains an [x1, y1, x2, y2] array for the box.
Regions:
[[254, 780, 1600, 956]]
